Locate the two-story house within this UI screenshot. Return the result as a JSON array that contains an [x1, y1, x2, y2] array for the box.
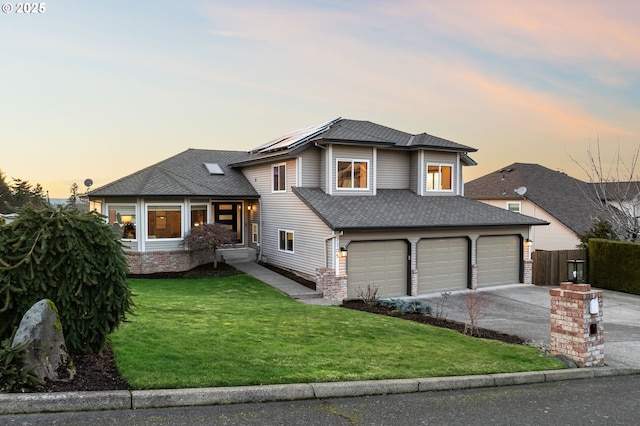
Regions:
[[88, 118, 547, 301]]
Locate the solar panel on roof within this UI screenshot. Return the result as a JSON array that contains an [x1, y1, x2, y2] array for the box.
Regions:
[[253, 117, 341, 154]]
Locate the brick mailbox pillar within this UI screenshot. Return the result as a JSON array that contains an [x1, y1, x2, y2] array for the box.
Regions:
[[550, 282, 604, 367]]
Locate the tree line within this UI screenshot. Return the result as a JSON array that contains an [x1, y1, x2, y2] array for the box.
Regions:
[[0, 169, 47, 214]]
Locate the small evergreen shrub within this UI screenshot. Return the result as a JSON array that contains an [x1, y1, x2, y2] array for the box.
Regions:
[[0, 205, 134, 354], [0, 337, 41, 391], [379, 298, 432, 315]]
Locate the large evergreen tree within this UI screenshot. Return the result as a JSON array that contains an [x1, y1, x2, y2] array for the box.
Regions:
[[0, 205, 133, 354]]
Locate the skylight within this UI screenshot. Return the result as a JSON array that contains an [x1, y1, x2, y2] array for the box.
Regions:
[[204, 163, 224, 175]]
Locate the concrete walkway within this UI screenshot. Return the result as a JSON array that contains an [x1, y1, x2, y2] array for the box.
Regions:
[[228, 259, 338, 305], [2, 263, 640, 415]]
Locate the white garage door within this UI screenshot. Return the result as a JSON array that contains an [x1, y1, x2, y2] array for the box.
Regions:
[[417, 238, 468, 293], [477, 235, 520, 287], [347, 240, 408, 299]]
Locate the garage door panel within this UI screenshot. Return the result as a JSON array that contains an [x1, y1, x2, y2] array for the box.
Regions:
[[417, 238, 468, 293], [477, 236, 519, 287], [348, 241, 408, 299]]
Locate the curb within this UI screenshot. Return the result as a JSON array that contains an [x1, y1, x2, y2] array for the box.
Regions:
[[2, 367, 640, 415]]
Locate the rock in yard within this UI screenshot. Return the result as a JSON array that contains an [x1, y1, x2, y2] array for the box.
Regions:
[[11, 299, 75, 382]]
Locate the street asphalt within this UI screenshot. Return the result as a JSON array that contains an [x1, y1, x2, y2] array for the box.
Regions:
[[2, 260, 640, 415]]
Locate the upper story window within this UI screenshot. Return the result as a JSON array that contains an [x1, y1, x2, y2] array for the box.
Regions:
[[148, 205, 182, 239], [272, 163, 286, 192], [507, 202, 521, 214], [337, 159, 369, 190], [108, 205, 137, 240], [426, 164, 453, 192]]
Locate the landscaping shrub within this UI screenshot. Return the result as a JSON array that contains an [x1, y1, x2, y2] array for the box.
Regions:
[[0, 336, 41, 391], [378, 298, 432, 315], [0, 205, 133, 354], [589, 238, 640, 294]]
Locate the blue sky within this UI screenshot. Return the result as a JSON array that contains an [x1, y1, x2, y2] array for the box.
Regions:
[[2, 0, 639, 197]]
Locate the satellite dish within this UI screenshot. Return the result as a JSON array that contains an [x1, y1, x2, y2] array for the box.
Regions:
[[84, 178, 93, 188], [514, 186, 527, 196]]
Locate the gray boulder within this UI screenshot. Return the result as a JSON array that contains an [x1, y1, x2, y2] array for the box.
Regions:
[[11, 299, 75, 382]]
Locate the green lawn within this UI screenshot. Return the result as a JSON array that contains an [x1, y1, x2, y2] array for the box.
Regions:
[[111, 275, 565, 389]]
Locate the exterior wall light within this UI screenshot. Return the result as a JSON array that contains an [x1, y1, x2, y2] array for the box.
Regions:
[[338, 247, 348, 258]]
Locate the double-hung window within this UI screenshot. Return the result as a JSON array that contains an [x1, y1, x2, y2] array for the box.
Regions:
[[273, 163, 286, 192], [278, 229, 294, 253], [426, 164, 453, 191], [337, 159, 369, 189]]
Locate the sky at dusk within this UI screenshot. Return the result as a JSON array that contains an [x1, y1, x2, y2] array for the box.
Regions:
[[2, 1, 639, 198]]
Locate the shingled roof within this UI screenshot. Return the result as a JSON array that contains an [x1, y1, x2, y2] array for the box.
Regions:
[[293, 187, 547, 231], [89, 149, 259, 198], [464, 163, 607, 235], [230, 118, 477, 166]]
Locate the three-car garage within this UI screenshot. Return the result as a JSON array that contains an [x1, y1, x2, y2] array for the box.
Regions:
[[346, 235, 522, 298]]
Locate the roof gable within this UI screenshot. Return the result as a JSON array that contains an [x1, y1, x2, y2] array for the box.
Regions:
[[465, 162, 607, 234]]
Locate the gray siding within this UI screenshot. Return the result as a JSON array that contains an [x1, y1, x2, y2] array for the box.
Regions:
[[410, 151, 420, 194], [241, 159, 333, 278], [299, 146, 321, 187], [377, 149, 410, 189]]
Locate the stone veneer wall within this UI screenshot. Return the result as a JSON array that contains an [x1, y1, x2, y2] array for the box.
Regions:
[[550, 282, 604, 367], [523, 259, 533, 285], [315, 267, 347, 302], [125, 249, 211, 274]]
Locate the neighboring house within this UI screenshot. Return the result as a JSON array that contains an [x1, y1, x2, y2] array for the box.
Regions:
[[465, 162, 610, 251], [89, 119, 547, 301]]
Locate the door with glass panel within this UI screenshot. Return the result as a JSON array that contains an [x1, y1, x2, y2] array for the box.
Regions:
[[212, 202, 242, 243]]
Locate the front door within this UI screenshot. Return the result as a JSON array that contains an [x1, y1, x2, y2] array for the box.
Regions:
[[212, 202, 242, 243]]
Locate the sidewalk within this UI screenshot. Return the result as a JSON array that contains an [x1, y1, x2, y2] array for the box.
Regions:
[[2, 262, 639, 415], [228, 259, 340, 305]]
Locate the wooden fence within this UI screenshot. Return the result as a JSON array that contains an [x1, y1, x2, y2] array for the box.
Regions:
[[532, 249, 587, 286]]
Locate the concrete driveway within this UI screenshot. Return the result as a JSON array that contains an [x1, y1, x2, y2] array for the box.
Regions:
[[417, 284, 640, 368]]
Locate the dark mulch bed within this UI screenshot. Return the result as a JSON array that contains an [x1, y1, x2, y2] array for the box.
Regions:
[[258, 262, 317, 290], [14, 263, 523, 394], [126, 261, 240, 280], [341, 300, 526, 345]]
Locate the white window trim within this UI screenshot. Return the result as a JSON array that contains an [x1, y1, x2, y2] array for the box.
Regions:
[[278, 229, 294, 253], [106, 203, 138, 242], [189, 203, 209, 229], [425, 163, 454, 192], [145, 203, 185, 241], [272, 163, 287, 193], [252, 223, 259, 244], [507, 201, 522, 214], [335, 158, 370, 190]]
